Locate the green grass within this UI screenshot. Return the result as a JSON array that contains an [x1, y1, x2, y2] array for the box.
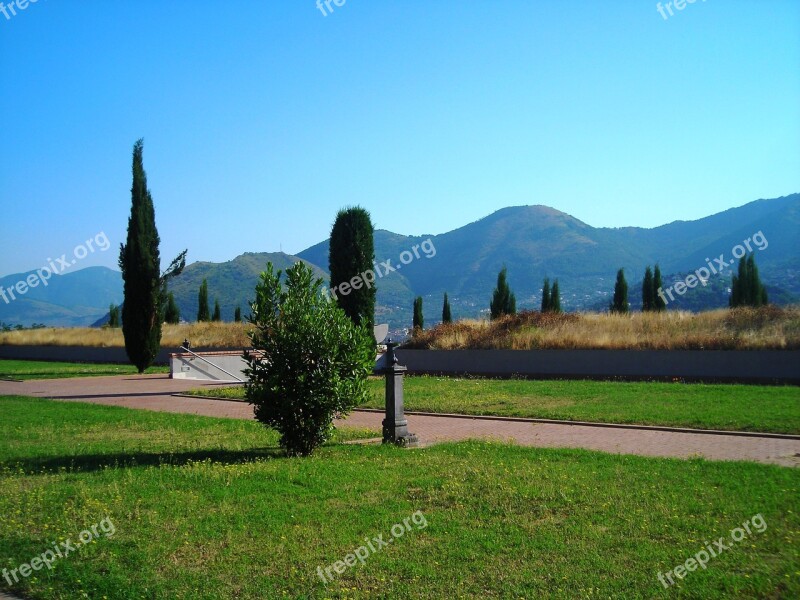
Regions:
[[1, 395, 798, 599], [0, 359, 169, 380], [188, 376, 800, 434]]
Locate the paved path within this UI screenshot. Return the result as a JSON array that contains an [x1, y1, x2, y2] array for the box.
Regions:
[[1, 375, 798, 467]]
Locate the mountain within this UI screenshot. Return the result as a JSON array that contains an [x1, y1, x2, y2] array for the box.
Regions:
[[164, 252, 328, 323], [300, 193, 800, 319], [0, 266, 122, 328], [3, 194, 798, 329]]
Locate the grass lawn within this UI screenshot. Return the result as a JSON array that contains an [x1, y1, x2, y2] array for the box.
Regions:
[[188, 377, 800, 435], [1, 395, 798, 599], [0, 359, 169, 380]]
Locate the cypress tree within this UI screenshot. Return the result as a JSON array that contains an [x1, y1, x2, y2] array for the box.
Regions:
[[642, 266, 654, 311], [108, 304, 121, 328], [234, 306, 242, 322], [442, 292, 452, 324], [731, 256, 748, 307], [212, 299, 221, 322], [329, 207, 376, 330], [119, 140, 186, 373], [739, 256, 751, 305], [653, 264, 666, 311], [541, 278, 551, 312], [413, 296, 424, 331], [164, 292, 180, 324], [748, 254, 767, 307], [551, 279, 562, 313], [197, 279, 210, 322], [490, 266, 516, 319], [610, 268, 629, 314], [731, 255, 768, 308]]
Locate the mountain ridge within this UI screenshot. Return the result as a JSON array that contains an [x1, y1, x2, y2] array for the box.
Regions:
[[2, 194, 797, 329]]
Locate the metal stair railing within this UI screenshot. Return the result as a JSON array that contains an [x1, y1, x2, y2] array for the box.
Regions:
[[179, 346, 245, 383]]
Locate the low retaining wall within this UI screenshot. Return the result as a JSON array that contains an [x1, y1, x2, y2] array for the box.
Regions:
[[394, 349, 800, 384], [0, 345, 238, 366], [2, 345, 797, 383], [170, 351, 248, 382]]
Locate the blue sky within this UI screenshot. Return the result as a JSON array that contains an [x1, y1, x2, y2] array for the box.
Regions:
[[1, 0, 798, 277]]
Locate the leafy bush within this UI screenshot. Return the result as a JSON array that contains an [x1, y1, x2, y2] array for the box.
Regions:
[[244, 262, 375, 456]]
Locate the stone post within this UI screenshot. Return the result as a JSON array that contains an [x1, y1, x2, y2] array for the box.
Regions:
[[378, 340, 418, 447]]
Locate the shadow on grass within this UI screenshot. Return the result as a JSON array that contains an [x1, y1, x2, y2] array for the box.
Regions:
[[1, 446, 288, 475]]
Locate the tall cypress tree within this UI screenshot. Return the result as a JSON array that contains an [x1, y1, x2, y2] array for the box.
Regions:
[[490, 266, 516, 319], [164, 292, 180, 324], [551, 279, 562, 313], [413, 296, 424, 331], [197, 279, 210, 322], [442, 292, 452, 324], [642, 266, 654, 311], [653, 264, 666, 311], [329, 207, 376, 330], [747, 254, 768, 307], [212, 299, 222, 322], [731, 255, 768, 308], [234, 306, 242, 322], [610, 268, 629, 314], [108, 304, 121, 328], [541, 278, 551, 312], [119, 140, 184, 373]]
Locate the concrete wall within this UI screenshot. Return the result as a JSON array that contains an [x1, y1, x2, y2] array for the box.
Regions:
[[2, 344, 797, 383], [170, 351, 248, 382], [395, 349, 800, 384], [0, 345, 234, 366]]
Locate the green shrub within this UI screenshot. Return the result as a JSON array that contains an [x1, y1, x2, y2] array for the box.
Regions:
[[244, 262, 375, 456]]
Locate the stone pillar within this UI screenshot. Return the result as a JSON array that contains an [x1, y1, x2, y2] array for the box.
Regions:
[[378, 340, 418, 447]]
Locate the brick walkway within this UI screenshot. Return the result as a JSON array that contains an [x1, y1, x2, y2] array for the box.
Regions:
[[1, 375, 798, 467]]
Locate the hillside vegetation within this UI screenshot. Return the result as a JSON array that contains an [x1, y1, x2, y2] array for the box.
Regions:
[[2, 195, 798, 329]]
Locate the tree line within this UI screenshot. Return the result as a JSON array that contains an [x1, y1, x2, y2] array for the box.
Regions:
[[411, 255, 769, 332]]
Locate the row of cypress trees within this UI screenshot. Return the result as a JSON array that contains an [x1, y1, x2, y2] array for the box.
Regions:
[[610, 256, 766, 314], [118, 138, 771, 365], [196, 279, 242, 323], [417, 255, 769, 330], [413, 268, 564, 332]]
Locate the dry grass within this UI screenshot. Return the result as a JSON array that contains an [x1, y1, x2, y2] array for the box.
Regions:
[[2, 306, 798, 350], [0, 322, 252, 349], [403, 306, 800, 350]]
